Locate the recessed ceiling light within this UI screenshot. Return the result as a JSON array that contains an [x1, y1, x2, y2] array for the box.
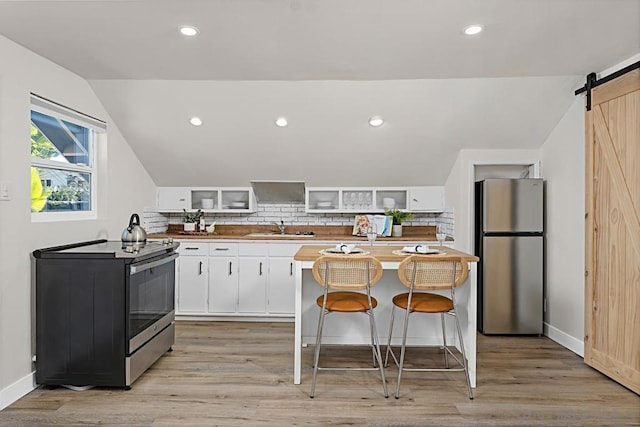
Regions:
[[275, 117, 288, 127], [463, 25, 483, 35], [368, 116, 384, 127], [189, 117, 203, 126], [179, 26, 200, 36]]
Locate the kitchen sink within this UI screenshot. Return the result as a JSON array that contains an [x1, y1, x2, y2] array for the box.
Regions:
[[244, 233, 315, 238]]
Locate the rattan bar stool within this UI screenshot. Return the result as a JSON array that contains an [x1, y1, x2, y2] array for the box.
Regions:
[[385, 255, 473, 399], [310, 255, 388, 398]]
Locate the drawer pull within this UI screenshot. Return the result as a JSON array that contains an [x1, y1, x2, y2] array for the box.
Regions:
[[215, 248, 230, 251], [185, 247, 199, 250]]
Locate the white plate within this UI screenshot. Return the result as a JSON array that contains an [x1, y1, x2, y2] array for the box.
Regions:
[[325, 247, 363, 254], [402, 248, 443, 255]]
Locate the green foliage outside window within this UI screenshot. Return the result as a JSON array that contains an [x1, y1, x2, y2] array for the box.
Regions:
[[31, 125, 57, 159], [31, 167, 51, 212]]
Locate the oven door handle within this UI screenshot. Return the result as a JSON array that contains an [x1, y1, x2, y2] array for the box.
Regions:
[[130, 253, 178, 275]]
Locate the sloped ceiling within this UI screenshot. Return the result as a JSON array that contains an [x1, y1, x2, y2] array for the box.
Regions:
[[0, 0, 638, 186]]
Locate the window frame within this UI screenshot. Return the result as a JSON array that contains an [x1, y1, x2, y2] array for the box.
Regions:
[[30, 95, 105, 222]]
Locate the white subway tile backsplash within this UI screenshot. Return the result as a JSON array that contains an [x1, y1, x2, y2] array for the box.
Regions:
[[154, 204, 455, 236]]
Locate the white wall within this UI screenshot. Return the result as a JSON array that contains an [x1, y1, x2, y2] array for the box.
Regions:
[[0, 34, 157, 409], [444, 149, 543, 253], [539, 97, 585, 355], [537, 52, 640, 356]]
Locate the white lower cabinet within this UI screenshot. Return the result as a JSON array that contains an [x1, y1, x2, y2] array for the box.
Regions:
[[176, 242, 209, 314], [267, 257, 295, 314], [208, 242, 239, 313], [176, 240, 300, 318], [267, 243, 300, 314], [208, 256, 238, 313], [238, 243, 268, 313], [238, 257, 267, 313], [177, 256, 208, 313]]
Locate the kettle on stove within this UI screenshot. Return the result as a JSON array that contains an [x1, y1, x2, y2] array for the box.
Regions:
[[121, 213, 148, 243]]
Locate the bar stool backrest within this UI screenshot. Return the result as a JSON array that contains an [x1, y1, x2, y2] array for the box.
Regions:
[[397, 255, 468, 291], [312, 256, 383, 290]]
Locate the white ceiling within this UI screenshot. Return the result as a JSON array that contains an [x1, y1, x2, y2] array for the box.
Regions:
[[1, 0, 638, 186]]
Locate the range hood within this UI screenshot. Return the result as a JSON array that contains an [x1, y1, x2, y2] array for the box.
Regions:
[[250, 180, 306, 203]]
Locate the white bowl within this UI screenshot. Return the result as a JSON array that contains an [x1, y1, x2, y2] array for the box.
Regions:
[[231, 201, 247, 208], [317, 201, 332, 208], [201, 198, 214, 209], [382, 198, 395, 209]]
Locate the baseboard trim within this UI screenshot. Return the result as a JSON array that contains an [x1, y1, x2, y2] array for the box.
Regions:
[[544, 322, 584, 357], [0, 371, 35, 411]]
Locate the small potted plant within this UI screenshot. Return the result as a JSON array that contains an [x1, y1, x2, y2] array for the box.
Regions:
[[182, 209, 203, 232], [384, 208, 414, 237]]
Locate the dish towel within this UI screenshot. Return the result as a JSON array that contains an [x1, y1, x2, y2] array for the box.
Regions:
[[336, 243, 357, 254], [403, 244, 431, 253]]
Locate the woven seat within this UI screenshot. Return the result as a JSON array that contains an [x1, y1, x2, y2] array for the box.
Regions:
[[310, 255, 388, 398], [385, 255, 473, 399]]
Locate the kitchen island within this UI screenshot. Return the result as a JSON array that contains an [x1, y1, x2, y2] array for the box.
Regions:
[[293, 245, 480, 387]]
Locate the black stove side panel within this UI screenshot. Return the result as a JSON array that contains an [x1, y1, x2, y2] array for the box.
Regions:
[[36, 258, 127, 387]]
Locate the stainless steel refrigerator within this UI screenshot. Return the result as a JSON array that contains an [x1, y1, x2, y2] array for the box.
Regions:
[[474, 178, 544, 335]]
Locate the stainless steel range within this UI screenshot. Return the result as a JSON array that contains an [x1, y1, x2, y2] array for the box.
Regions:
[[33, 239, 179, 388]]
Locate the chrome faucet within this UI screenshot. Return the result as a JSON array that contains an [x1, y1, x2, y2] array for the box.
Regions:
[[273, 220, 286, 234]]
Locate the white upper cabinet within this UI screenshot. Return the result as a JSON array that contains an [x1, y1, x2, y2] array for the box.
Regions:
[[306, 186, 444, 213], [157, 187, 256, 212], [157, 187, 190, 211], [408, 186, 445, 212]]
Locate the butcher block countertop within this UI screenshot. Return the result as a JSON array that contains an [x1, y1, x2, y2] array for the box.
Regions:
[[149, 224, 453, 242]]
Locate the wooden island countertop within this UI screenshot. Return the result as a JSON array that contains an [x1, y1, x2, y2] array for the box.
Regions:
[[293, 244, 478, 262]]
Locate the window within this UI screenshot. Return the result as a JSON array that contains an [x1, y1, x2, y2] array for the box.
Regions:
[[30, 94, 106, 220]]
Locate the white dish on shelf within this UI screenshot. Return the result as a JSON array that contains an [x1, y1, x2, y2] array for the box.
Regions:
[[231, 201, 247, 208], [317, 201, 333, 208], [382, 198, 396, 209]]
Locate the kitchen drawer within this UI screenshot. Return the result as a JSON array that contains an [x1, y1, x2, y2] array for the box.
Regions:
[[177, 241, 209, 256], [209, 242, 238, 256], [268, 243, 302, 257], [238, 243, 268, 257]]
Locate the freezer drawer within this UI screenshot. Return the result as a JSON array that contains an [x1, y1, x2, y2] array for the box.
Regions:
[[481, 236, 543, 334]]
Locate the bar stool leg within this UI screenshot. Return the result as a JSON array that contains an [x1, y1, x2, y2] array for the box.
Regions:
[[395, 307, 412, 399], [440, 313, 449, 369], [454, 312, 473, 399], [368, 308, 389, 398], [384, 305, 397, 367], [310, 307, 327, 398]]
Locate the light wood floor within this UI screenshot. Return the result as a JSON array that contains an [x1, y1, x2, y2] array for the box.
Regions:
[[1, 321, 638, 426]]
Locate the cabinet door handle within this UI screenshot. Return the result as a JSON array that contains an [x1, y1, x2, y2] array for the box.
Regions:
[[412, 198, 418, 202], [198, 261, 203, 275], [290, 262, 293, 276], [185, 247, 199, 250], [215, 248, 229, 251], [259, 262, 263, 276], [229, 261, 232, 275], [179, 198, 186, 201]]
